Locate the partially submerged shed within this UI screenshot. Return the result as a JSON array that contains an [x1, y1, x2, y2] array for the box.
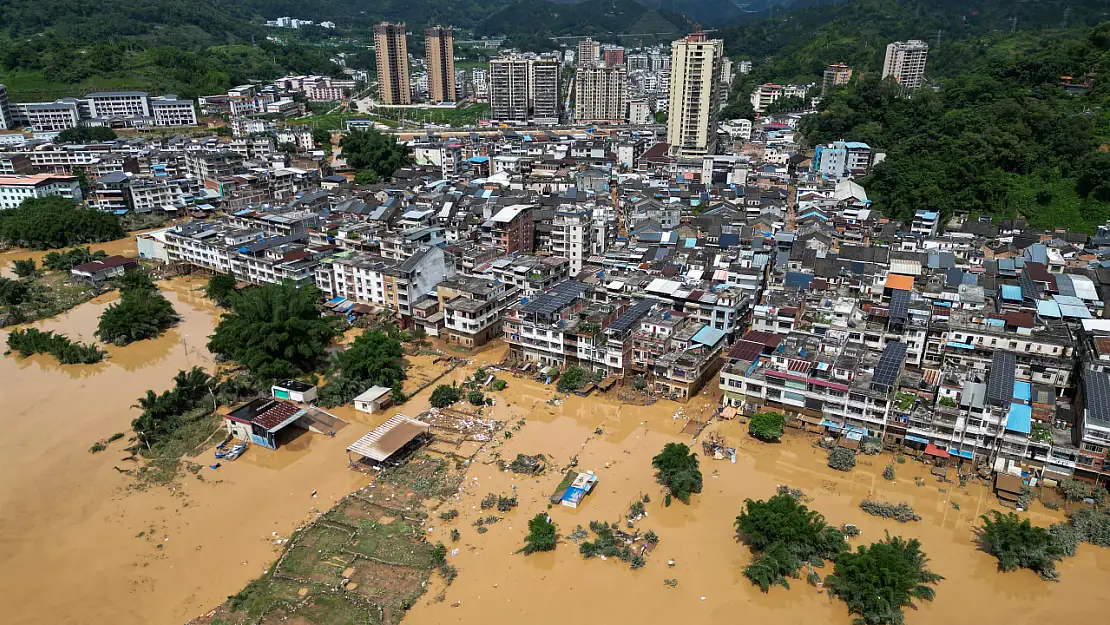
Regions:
[[347, 414, 430, 464]]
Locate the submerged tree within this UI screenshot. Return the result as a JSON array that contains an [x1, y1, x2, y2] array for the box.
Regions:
[[207, 282, 340, 383], [979, 511, 1066, 581], [96, 270, 178, 345], [825, 536, 942, 625], [652, 442, 703, 504], [748, 411, 787, 442], [204, 273, 239, 308], [430, 384, 463, 408], [735, 492, 846, 592], [520, 513, 557, 555], [318, 330, 404, 407]]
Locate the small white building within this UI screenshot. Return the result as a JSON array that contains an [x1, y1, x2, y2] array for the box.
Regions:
[[272, 379, 318, 403], [354, 386, 393, 414]]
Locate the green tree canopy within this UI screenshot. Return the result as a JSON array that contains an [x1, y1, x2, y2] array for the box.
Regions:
[[318, 330, 404, 407], [520, 513, 557, 555], [430, 384, 463, 408], [748, 411, 787, 442], [96, 270, 179, 345], [979, 511, 1067, 581], [735, 492, 847, 592], [825, 536, 942, 625], [0, 197, 124, 250], [339, 129, 412, 179], [204, 273, 239, 308], [54, 126, 117, 144], [207, 282, 340, 383], [651, 442, 703, 504]]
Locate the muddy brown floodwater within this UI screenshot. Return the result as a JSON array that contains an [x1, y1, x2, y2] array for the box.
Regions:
[[0, 234, 151, 279], [402, 370, 1110, 625], [2, 295, 1108, 625]]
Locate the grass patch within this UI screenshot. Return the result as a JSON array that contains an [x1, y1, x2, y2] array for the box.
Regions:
[[1, 272, 105, 327], [279, 524, 354, 584], [227, 575, 312, 620], [293, 594, 380, 625], [349, 518, 436, 569], [134, 409, 222, 485]]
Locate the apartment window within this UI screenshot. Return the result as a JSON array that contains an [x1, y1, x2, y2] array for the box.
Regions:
[[1082, 442, 1105, 455]]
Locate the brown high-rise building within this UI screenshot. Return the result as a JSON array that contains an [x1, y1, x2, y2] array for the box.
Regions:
[[425, 27, 457, 103], [374, 23, 411, 105]]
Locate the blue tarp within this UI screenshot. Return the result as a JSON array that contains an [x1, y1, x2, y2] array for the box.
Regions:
[[692, 326, 726, 348], [949, 449, 975, 459], [1006, 402, 1032, 435], [906, 435, 930, 444], [1001, 285, 1022, 301]]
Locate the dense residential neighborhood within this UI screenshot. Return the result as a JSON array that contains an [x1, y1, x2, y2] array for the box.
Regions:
[[3, 8, 1110, 625]]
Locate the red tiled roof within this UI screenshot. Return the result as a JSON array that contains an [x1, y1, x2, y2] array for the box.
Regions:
[[742, 330, 783, 348], [71, 255, 137, 273], [727, 340, 764, 363], [789, 360, 813, 374], [253, 402, 301, 430], [1004, 311, 1035, 328]]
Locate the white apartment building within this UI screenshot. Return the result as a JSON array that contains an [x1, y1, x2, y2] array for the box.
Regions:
[[13, 101, 81, 132], [666, 32, 724, 158], [489, 56, 560, 125], [749, 83, 809, 113], [628, 99, 652, 125], [0, 174, 82, 209], [552, 208, 596, 274], [882, 40, 929, 90], [87, 92, 150, 118], [574, 65, 628, 124], [0, 85, 11, 130], [151, 97, 199, 126]]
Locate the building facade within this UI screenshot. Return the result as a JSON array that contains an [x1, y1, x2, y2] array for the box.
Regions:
[[574, 65, 628, 124], [882, 40, 929, 90], [375, 23, 412, 105], [489, 56, 560, 125], [425, 27, 457, 103], [666, 32, 724, 158]]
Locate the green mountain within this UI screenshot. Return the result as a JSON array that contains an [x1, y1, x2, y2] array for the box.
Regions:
[[475, 0, 689, 42]]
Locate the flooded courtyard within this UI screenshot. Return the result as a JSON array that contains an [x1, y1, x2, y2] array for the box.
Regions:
[[0, 289, 1108, 624]]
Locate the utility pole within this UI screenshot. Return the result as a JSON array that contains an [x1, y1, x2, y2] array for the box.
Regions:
[[934, 29, 942, 49], [1011, 16, 1017, 34], [1061, 6, 1071, 29]]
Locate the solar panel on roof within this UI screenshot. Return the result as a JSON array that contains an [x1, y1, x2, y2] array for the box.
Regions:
[[872, 342, 907, 389], [1019, 272, 1041, 301], [986, 351, 1016, 407], [607, 299, 656, 334], [521, 281, 587, 315], [1085, 370, 1110, 424], [889, 290, 910, 321]]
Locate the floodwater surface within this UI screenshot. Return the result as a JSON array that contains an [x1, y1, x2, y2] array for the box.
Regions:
[[1, 302, 1107, 625]]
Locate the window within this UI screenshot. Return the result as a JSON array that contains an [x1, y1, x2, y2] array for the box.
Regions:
[[1082, 442, 1105, 455]]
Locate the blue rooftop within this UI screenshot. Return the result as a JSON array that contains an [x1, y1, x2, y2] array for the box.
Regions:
[[1014, 381, 1031, 402], [692, 326, 726, 348], [1006, 402, 1032, 435], [1001, 285, 1022, 301]]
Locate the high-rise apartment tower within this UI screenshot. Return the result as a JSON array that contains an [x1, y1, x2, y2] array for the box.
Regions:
[[425, 27, 457, 103], [375, 23, 411, 105], [666, 32, 724, 157]]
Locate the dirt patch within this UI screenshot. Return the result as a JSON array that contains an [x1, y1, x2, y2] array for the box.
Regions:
[[350, 560, 428, 608]]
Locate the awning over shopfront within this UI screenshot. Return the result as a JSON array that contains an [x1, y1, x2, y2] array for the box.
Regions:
[[924, 444, 950, 459]]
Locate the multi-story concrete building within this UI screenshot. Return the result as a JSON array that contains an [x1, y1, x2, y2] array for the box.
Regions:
[[551, 208, 596, 274], [437, 276, 518, 347], [602, 45, 625, 68], [666, 32, 724, 157], [425, 27, 457, 103], [822, 64, 853, 96], [577, 38, 600, 66], [375, 23, 412, 105], [0, 85, 11, 131], [882, 40, 929, 90], [0, 174, 82, 209], [12, 101, 81, 132], [749, 83, 809, 113], [151, 97, 199, 126], [814, 141, 874, 181], [481, 204, 534, 254], [489, 56, 560, 125], [574, 65, 627, 124], [314, 246, 454, 323], [628, 99, 652, 125]]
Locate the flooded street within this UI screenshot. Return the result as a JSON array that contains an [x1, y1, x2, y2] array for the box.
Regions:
[[0, 235, 145, 279], [402, 370, 1110, 625], [1, 293, 1108, 625]]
